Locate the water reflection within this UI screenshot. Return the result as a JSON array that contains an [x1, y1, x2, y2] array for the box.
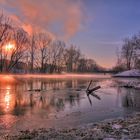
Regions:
[[0, 77, 89, 117], [0, 76, 140, 115], [87, 92, 101, 106], [122, 88, 140, 108], [0, 75, 140, 131], [0, 85, 15, 114], [5, 90, 11, 112]]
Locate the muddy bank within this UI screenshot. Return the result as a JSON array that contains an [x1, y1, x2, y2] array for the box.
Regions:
[[4, 113, 140, 140]]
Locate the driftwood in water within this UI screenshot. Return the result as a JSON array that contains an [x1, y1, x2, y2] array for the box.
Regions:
[[86, 80, 93, 92], [27, 89, 42, 92], [90, 92, 101, 100], [123, 85, 134, 88], [86, 86, 101, 95], [86, 80, 101, 95], [86, 80, 101, 105]]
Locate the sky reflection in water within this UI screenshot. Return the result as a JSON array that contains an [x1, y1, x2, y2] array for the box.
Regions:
[[0, 74, 140, 134]]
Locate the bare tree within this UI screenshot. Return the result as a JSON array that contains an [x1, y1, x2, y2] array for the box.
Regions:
[[0, 13, 13, 72], [35, 32, 51, 73], [29, 34, 36, 73], [0, 13, 12, 44], [47, 40, 65, 73], [6, 28, 29, 72], [51, 40, 65, 73], [121, 38, 136, 70], [114, 33, 140, 71], [64, 45, 81, 72]]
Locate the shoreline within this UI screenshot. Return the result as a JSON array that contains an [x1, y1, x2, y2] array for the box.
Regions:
[[4, 113, 140, 140]]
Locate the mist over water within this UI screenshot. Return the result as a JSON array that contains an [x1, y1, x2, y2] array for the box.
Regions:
[[0, 74, 140, 135]]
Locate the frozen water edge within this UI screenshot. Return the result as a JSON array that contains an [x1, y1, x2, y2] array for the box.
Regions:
[[4, 113, 140, 140]]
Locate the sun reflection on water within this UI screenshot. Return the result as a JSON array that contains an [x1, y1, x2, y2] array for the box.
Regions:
[[4, 90, 11, 112], [3, 85, 15, 114]]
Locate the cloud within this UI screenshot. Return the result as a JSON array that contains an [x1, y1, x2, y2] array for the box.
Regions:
[[1, 0, 85, 39]]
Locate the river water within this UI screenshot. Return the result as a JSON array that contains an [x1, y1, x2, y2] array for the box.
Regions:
[[0, 74, 140, 135]]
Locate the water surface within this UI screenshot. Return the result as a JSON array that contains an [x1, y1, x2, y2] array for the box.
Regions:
[[0, 74, 140, 135]]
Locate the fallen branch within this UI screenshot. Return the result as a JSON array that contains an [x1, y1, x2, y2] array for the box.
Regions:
[[86, 80, 93, 92], [86, 80, 101, 95]]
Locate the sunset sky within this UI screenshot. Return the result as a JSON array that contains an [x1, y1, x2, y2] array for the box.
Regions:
[[1, 0, 140, 68]]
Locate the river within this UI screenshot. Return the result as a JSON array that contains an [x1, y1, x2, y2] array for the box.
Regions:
[[0, 74, 140, 136]]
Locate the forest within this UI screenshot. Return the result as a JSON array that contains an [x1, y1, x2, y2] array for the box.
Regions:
[[0, 13, 103, 74]]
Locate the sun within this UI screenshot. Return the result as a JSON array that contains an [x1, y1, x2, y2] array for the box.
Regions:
[[5, 42, 15, 51]]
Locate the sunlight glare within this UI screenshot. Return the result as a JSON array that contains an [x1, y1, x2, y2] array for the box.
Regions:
[[5, 42, 15, 52]]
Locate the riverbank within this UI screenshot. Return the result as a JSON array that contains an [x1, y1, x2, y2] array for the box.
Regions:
[[4, 113, 140, 140]]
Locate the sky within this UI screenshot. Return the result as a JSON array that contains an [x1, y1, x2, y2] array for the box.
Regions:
[[69, 0, 140, 68], [1, 0, 140, 68]]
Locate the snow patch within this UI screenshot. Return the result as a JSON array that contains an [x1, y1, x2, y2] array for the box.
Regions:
[[114, 69, 140, 77]]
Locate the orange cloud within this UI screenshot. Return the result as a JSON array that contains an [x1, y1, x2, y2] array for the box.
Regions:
[[22, 24, 33, 36], [1, 0, 85, 39]]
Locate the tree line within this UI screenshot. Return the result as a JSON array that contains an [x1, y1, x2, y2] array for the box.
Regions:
[[0, 13, 102, 73], [113, 33, 140, 72]]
